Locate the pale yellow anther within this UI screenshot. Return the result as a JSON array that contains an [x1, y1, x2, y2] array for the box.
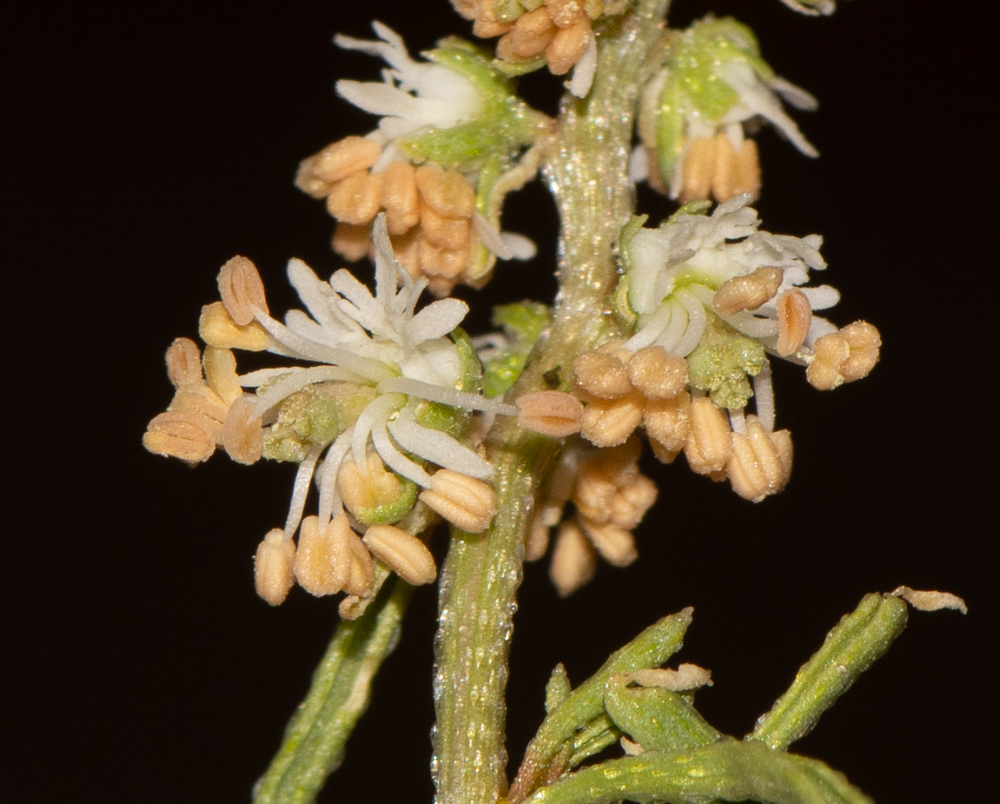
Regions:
[[643, 392, 691, 453], [202, 346, 241, 406], [199, 302, 270, 351], [420, 470, 497, 533], [710, 132, 737, 203], [608, 474, 658, 530], [838, 321, 882, 382], [713, 267, 784, 316], [220, 395, 264, 465], [338, 454, 409, 520], [293, 515, 350, 597], [218, 255, 268, 326], [294, 136, 382, 198], [415, 164, 476, 218], [573, 471, 617, 525], [649, 439, 680, 465], [496, 7, 556, 62], [516, 391, 583, 437], [627, 348, 687, 400], [776, 288, 812, 357], [573, 350, 632, 399], [732, 139, 762, 200], [472, 0, 514, 37], [580, 392, 645, 447], [727, 415, 788, 502], [419, 204, 472, 251], [524, 510, 553, 562], [379, 160, 420, 235], [326, 170, 384, 226], [684, 396, 733, 475], [549, 519, 597, 597], [332, 222, 373, 262], [168, 385, 229, 442], [165, 337, 204, 389], [390, 229, 422, 279], [363, 525, 437, 586], [545, 16, 590, 75], [678, 136, 716, 204], [579, 519, 638, 567], [769, 428, 793, 480], [806, 321, 881, 390], [451, 0, 479, 22], [143, 411, 216, 463], [343, 528, 375, 597], [254, 529, 296, 606]]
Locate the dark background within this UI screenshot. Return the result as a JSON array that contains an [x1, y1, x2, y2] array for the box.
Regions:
[[7, 1, 993, 801]]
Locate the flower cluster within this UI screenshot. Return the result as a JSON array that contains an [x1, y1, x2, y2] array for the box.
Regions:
[[451, 0, 627, 96], [144, 216, 518, 607], [296, 23, 544, 296], [632, 16, 817, 204], [514, 195, 879, 506]]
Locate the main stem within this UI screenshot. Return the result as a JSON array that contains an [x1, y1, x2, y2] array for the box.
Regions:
[[432, 4, 670, 803]]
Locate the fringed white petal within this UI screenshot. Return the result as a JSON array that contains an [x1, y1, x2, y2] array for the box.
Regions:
[[370, 416, 433, 488], [251, 365, 365, 419], [284, 445, 323, 539], [753, 361, 775, 432], [376, 377, 518, 416], [388, 415, 494, 480], [567, 32, 597, 98], [403, 298, 469, 351], [500, 232, 537, 261], [352, 393, 406, 473]]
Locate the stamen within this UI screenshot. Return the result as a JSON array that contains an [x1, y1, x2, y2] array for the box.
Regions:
[[753, 361, 775, 432], [284, 445, 323, 539], [376, 377, 517, 416], [251, 365, 367, 419], [388, 415, 494, 480]]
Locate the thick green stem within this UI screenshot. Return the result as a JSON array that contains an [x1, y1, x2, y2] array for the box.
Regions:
[[431, 3, 670, 804], [253, 578, 412, 804]]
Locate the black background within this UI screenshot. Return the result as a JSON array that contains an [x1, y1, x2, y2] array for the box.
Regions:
[[7, 1, 994, 801]]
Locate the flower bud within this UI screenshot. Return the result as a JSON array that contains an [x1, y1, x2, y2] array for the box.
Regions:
[[363, 525, 437, 586], [550, 519, 597, 597], [420, 470, 497, 533], [627, 348, 687, 400], [220, 395, 264, 465], [218, 255, 268, 326], [199, 302, 270, 351], [683, 396, 732, 475], [165, 337, 204, 389], [254, 529, 296, 606], [516, 391, 583, 437], [293, 515, 351, 597]]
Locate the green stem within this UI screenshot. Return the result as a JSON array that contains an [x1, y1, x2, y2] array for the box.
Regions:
[[253, 577, 413, 804], [431, 3, 671, 804]]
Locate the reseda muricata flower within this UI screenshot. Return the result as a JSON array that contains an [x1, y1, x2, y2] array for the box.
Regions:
[[296, 22, 547, 296], [631, 16, 817, 204], [144, 215, 517, 607]]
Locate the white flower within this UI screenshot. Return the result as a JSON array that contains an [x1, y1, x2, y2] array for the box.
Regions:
[[621, 194, 840, 427], [335, 22, 483, 165], [240, 215, 515, 536]]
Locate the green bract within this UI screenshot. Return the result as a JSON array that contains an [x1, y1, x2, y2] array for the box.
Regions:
[[262, 383, 377, 462], [686, 318, 767, 410], [481, 302, 552, 398]]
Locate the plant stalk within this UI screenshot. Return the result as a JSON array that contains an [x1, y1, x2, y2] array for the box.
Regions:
[[431, 3, 671, 803]]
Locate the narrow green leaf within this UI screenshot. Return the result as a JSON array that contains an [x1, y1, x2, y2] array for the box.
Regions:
[[509, 609, 693, 801], [524, 741, 873, 804], [604, 676, 721, 751], [749, 592, 908, 751], [252, 578, 412, 804]]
